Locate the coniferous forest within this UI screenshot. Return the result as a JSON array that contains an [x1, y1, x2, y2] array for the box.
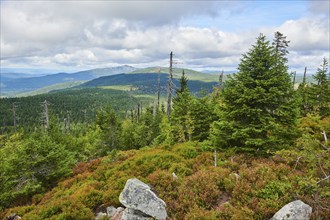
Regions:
[[0, 33, 329, 219]]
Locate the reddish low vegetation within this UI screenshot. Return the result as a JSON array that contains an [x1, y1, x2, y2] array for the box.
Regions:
[[1, 134, 329, 219]]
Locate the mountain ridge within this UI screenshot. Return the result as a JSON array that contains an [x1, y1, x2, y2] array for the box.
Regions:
[[0, 65, 136, 96], [1, 66, 220, 97]]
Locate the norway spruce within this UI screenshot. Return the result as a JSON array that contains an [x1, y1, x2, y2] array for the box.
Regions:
[[211, 34, 298, 153], [171, 70, 194, 142], [311, 57, 330, 117]]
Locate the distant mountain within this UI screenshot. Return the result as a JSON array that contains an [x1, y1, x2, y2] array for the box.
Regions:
[[201, 70, 236, 75], [80, 65, 136, 78], [1, 72, 46, 80], [0, 67, 59, 75], [130, 67, 219, 82], [13, 81, 86, 98], [0, 65, 136, 96], [79, 68, 219, 94]]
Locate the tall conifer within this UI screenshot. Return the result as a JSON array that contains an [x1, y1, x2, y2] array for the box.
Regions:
[[311, 57, 330, 116], [172, 70, 194, 142], [211, 34, 298, 153]]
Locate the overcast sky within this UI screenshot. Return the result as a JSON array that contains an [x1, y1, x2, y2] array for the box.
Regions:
[[1, 0, 329, 73]]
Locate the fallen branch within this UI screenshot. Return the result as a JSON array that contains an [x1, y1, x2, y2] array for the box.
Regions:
[[321, 131, 328, 143], [318, 158, 328, 178], [293, 156, 303, 170], [319, 141, 330, 150], [214, 149, 217, 167], [317, 175, 330, 184]]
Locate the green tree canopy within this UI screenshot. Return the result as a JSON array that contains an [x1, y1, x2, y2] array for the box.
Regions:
[[0, 132, 76, 210], [211, 33, 298, 153], [95, 105, 121, 153], [272, 31, 290, 62], [311, 57, 330, 117], [297, 58, 330, 117], [171, 70, 194, 142], [190, 95, 217, 141]]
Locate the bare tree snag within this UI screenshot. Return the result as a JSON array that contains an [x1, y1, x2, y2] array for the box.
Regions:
[[12, 102, 18, 132], [41, 100, 49, 129], [167, 51, 173, 118]]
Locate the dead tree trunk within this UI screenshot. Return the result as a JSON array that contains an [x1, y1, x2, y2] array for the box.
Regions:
[[302, 67, 308, 112], [63, 118, 67, 133], [12, 102, 17, 132], [302, 67, 307, 86], [219, 70, 224, 89], [214, 148, 217, 167], [83, 109, 88, 124], [157, 67, 161, 107], [292, 71, 296, 89], [153, 100, 157, 117], [57, 114, 60, 128], [67, 111, 70, 132], [41, 100, 49, 129], [130, 109, 134, 122], [137, 103, 140, 123], [167, 51, 173, 118]]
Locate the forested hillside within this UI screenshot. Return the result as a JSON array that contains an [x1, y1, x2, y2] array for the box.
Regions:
[[0, 88, 148, 132], [0, 69, 219, 132], [0, 33, 329, 219], [79, 72, 217, 94]]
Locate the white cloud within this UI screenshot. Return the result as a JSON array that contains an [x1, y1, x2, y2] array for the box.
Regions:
[[308, 0, 330, 15], [258, 15, 329, 72], [0, 0, 329, 73], [54, 50, 97, 65], [0, 1, 227, 61], [278, 18, 329, 51]]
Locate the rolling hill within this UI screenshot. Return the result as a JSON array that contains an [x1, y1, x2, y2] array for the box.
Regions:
[[130, 67, 221, 82], [1, 65, 313, 98], [1, 72, 46, 80], [0, 67, 220, 130], [13, 81, 86, 97], [78, 68, 221, 95], [0, 65, 136, 96]]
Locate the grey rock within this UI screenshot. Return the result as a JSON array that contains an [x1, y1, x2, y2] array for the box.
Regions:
[[117, 207, 125, 213], [270, 200, 312, 220], [111, 207, 125, 220], [119, 178, 167, 220], [120, 208, 153, 220], [95, 212, 107, 220], [107, 206, 117, 217]]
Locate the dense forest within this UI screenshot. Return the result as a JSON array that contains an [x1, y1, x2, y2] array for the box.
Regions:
[[0, 71, 217, 133], [0, 32, 329, 219], [0, 88, 152, 133]]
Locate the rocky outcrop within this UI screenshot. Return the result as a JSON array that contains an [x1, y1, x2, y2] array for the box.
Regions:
[[119, 178, 167, 220], [95, 178, 167, 220], [270, 200, 312, 220]]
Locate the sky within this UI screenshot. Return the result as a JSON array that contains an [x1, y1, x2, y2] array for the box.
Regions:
[[0, 0, 329, 74]]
